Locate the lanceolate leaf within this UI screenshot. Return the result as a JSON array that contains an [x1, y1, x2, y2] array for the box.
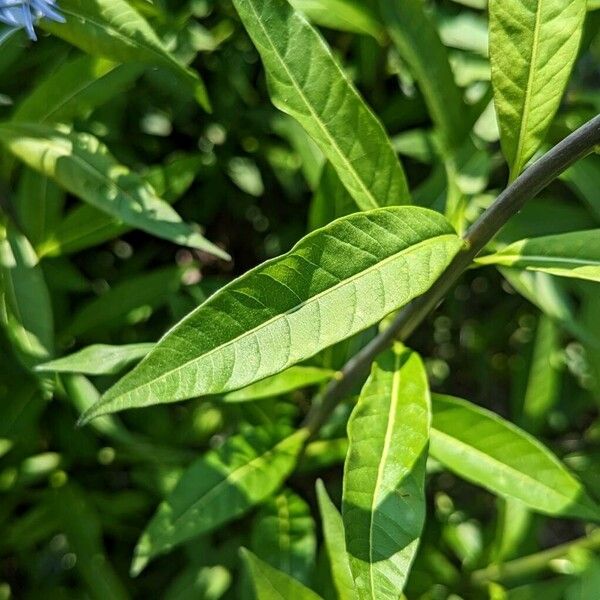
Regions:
[[343, 346, 430, 598], [476, 230, 600, 282], [241, 549, 323, 600], [37, 344, 154, 376], [251, 489, 316, 584], [430, 394, 600, 520], [316, 480, 356, 600], [131, 426, 308, 576], [232, 0, 409, 210], [40, 0, 210, 111], [82, 207, 462, 422], [0, 124, 228, 259], [489, 0, 587, 179]]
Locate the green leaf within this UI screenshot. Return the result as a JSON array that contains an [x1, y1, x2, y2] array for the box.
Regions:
[[0, 124, 228, 259], [379, 0, 467, 151], [131, 426, 308, 575], [164, 565, 231, 600], [0, 220, 54, 369], [40, 0, 210, 111], [489, 0, 587, 178], [232, 0, 409, 210], [241, 548, 323, 600], [37, 343, 154, 376], [38, 154, 203, 257], [222, 366, 336, 402], [82, 207, 462, 422], [430, 394, 600, 520], [251, 489, 316, 584], [477, 230, 600, 282], [316, 480, 356, 600], [12, 55, 141, 124], [290, 0, 384, 40], [343, 345, 430, 598]]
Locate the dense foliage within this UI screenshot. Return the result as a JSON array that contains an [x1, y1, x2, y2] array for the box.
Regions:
[[1, 1, 600, 599]]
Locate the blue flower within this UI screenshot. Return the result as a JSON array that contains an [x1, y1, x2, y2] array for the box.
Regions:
[[0, 0, 65, 41]]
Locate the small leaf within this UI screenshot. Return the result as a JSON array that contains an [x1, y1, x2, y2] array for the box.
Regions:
[[476, 230, 600, 282], [316, 480, 356, 600], [37, 343, 154, 376], [430, 394, 600, 520], [0, 123, 228, 259], [164, 565, 231, 600], [489, 0, 587, 178], [251, 489, 316, 584], [241, 548, 323, 600], [131, 426, 308, 575], [40, 0, 210, 111], [222, 366, 336, 402], [82, 207, 462, 422], [343, 345, 430, 598], [232, 0, 409, 210]]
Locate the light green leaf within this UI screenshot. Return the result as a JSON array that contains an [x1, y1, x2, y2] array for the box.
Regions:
[[164, 565, 231, 600], [38, 154, 203, 257], [290, 0, 384, 40], [37, 343, 154, 376], [379, 0, 467, 151], [477, 230, 600, 282], [40, 0, 210, 111], [12, 55, 141, 124], [241, 548, 323, 600], [251, 489, 316, 584], [222, 366, 336, 402], [343, 345, 430, 598], [561, 156, 600, 223], [489, 0, 587, 179], [0, 124, 228, 259], [430, 394, 600, 520], [131, 426, 308, 575], [0, 220, 54, 369], [82, 207, 462, 422], [316, 480, 356, 600], [232, 0, 409, 211]]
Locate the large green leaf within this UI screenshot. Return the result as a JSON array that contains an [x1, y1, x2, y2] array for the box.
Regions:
[[37, 343, 154, 376], [489, 0, 587, 179], [316, 480, 356, 600], [12, 55, 141, 124], [343, 345, 430, 598], [0, 124, 228, 259], [40, 0, 210, 111], [241, 549, 322, 600], [477, 230, 600, 282], [232, 0, 409, 210], [430, 394, 600, 520], [0, 221, 54, 369], [131, 426, 307, 575], [81, 207, 462, 422], [251, 489, 316, 584], [379, 0, 467, 151]]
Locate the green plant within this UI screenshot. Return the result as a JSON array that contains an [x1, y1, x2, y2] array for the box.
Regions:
[[1, 1, 600, 598]]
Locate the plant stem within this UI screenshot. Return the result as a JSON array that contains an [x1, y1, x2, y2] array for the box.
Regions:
[[303, 113, 600, 435], [471, 527, 600, 585]]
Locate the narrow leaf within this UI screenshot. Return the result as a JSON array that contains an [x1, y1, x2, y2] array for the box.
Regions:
[[343, 345, 430, 598], [316, 480, 356, 600], [37, 343, 154, 376], [0, 123, 228, 259], [241, 548, 323, 600], [489, 0, 587, 178], [131, 426, 308, 575], [40, 0, 210, 111], [430, 394, 600, 520], [232, 0, 409, 210], [477, 230, 600, 282], [82, 207, 462, 422]]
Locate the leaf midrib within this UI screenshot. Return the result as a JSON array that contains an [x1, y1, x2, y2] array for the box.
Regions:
[[245, 0, 382, 210], [104, 232, 458, 405]]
